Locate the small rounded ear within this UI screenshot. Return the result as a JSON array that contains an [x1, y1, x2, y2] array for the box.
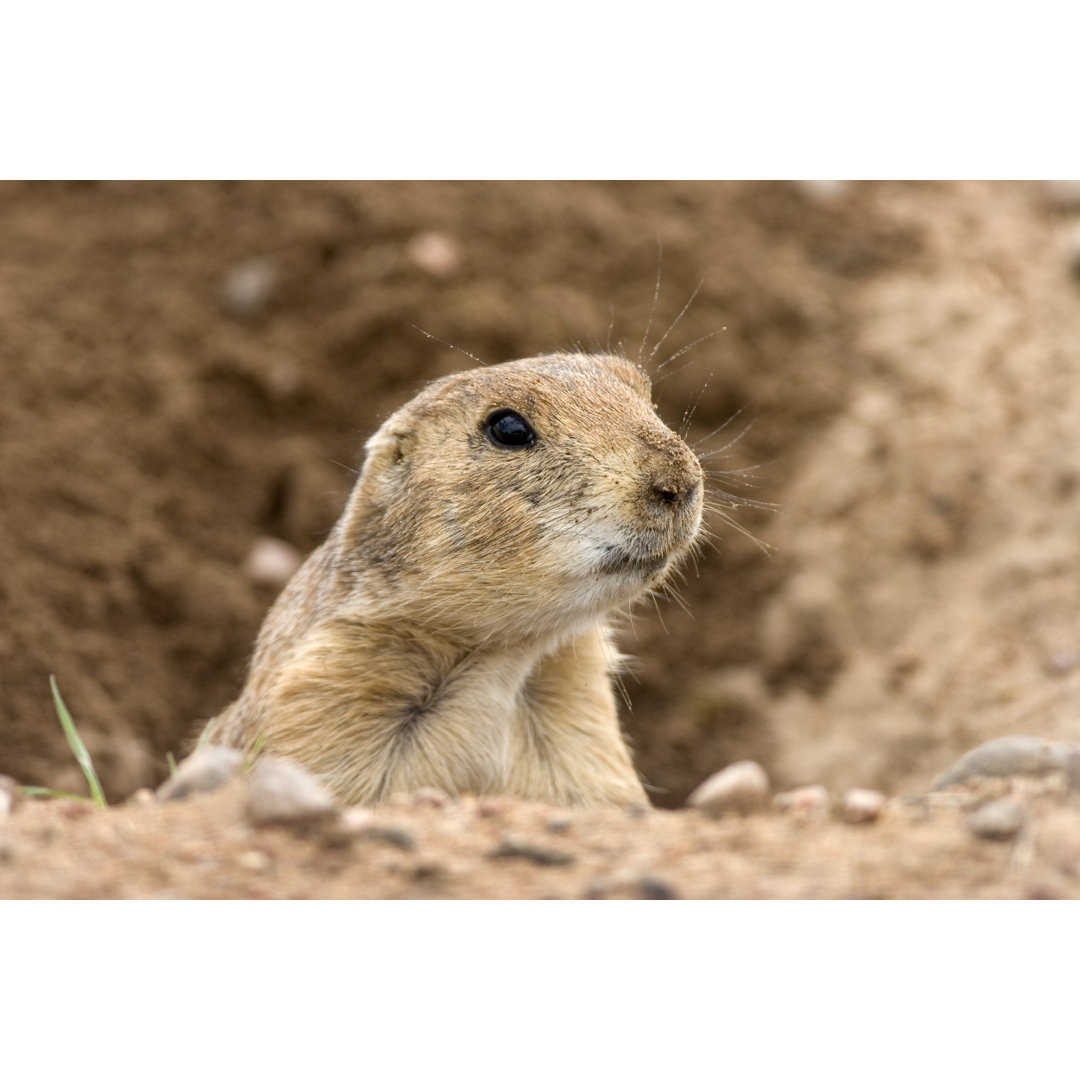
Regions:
[[361, 424, 415, 480], [338, 424, 415, 555]]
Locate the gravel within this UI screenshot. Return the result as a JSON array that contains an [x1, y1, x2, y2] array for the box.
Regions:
[[968, 798, 1026, 842], [932, 737, 1074, 790], [688, 761, 770, 816], [840, 788, 887, 824], [157, 747, 244, 801], [246, 756, 339, 828]]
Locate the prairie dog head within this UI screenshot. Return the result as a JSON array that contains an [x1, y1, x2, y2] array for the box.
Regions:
[[339, 352, 703, 642]]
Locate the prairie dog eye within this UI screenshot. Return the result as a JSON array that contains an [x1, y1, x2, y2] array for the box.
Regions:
[[485, 409, 536, 449]]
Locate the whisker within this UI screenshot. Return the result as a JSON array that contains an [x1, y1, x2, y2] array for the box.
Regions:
[[637, 237, 664, 366], [691, 406, 751, 449], [652, 331, 716, 384], [679, 372, 714, 439], [650, 592, 669, 634], [411, 325, 484, 367], [649, 279, 705, 369]]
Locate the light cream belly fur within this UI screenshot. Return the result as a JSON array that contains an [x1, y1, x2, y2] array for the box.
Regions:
[[221, 617, 645, 807]]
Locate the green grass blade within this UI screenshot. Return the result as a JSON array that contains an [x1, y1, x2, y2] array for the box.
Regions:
[[19, 786, 95, 804], [49, 675, 107, 809], [166, 751, 178, 777], [196, 718, 216, 751]]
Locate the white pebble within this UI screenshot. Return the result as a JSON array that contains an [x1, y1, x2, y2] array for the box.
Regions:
[[968, 798, 1025, 842], [411, 787, 450, 808], [244, 537, 302, 588], [157, 746, 244, 801], [221, 257, 277, 317], [247, 756, 338, 828], [840, 788, 886, 824], [688, 761, 770, 816], [237, 850, 271, 872], [773, 784, 831, 816], [794, 179, 851, 203], [0, 776, 18, 820], [406, 231, 461, 277], [340, 806, 376, 833]]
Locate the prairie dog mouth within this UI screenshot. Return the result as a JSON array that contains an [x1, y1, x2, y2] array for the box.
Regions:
[[594, 545, 670, 577]]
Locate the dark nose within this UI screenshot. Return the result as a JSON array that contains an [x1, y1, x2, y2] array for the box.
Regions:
[[650, 476, 699, 508]]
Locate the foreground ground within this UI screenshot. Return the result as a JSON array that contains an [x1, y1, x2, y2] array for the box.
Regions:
[[4, 768, 1079, 899]]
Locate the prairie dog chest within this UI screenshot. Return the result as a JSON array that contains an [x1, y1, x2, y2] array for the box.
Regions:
[[379, 643, 545, 795]]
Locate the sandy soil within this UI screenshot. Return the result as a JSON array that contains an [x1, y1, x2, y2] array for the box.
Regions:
[[3, 179, 1080, 898]]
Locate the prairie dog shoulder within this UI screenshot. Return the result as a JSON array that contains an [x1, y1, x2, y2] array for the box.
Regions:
[[207, 351, 704, 806]]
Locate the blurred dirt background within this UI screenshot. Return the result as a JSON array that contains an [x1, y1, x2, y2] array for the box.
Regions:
[[3, 180, 1080, 898]]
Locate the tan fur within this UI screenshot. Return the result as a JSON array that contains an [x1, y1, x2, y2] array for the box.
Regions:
[[205, 352, 703, 807]]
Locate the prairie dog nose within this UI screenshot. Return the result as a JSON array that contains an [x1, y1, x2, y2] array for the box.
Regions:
[[649, 468, 701, 508]]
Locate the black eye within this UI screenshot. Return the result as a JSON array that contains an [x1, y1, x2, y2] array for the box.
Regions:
[[485, 409, 536, 449]]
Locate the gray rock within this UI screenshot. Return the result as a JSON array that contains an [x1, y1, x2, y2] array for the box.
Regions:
[[688, 761, 770, 816], [157, 747, 243, 801], [932, 737, 1073, 790], [246, 756, 339, 828], [490, 838, 574, 867], [968, 798, 1026, 842]]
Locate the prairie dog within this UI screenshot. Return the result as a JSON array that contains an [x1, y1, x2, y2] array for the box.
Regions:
[[206, 352, 704, 807]]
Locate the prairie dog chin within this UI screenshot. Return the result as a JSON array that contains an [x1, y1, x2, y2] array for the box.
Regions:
[[205, 351, 704, 807]]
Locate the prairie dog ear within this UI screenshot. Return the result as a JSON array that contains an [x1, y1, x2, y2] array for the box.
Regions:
[[361, 424, 416, 481]]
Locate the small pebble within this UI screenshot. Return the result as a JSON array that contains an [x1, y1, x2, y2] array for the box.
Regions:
[[157, 746, 244, 801], [410, 787, 450, 809], [340, 806, 376, 832], [130, 788, 156, 806], [221, 257, 277, 318], [638, 875, 679, 900], [840, 788, 886, 824], [1066, 222, 1080, 283], [774, 784, 831, 817], [246, 756, 339, 828], [1066, 751, 1080, 792], [1044, 649, 1078, 676], [490, 838, 575, 867], [244, 537, 303, 589], [405, 232, 460, 277], [0, 776, 19, 820], [1042, 180, 1080, 210], [968, 798, 1026, 842], [687, 761, 770, 816], [932, 736, 1073, 790], [361, 825, 417, 851], [794, 179, 852, 203], [237, 850, 271, 872]]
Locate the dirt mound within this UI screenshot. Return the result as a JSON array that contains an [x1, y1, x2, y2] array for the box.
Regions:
[[2, 180, 1079, 818]]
